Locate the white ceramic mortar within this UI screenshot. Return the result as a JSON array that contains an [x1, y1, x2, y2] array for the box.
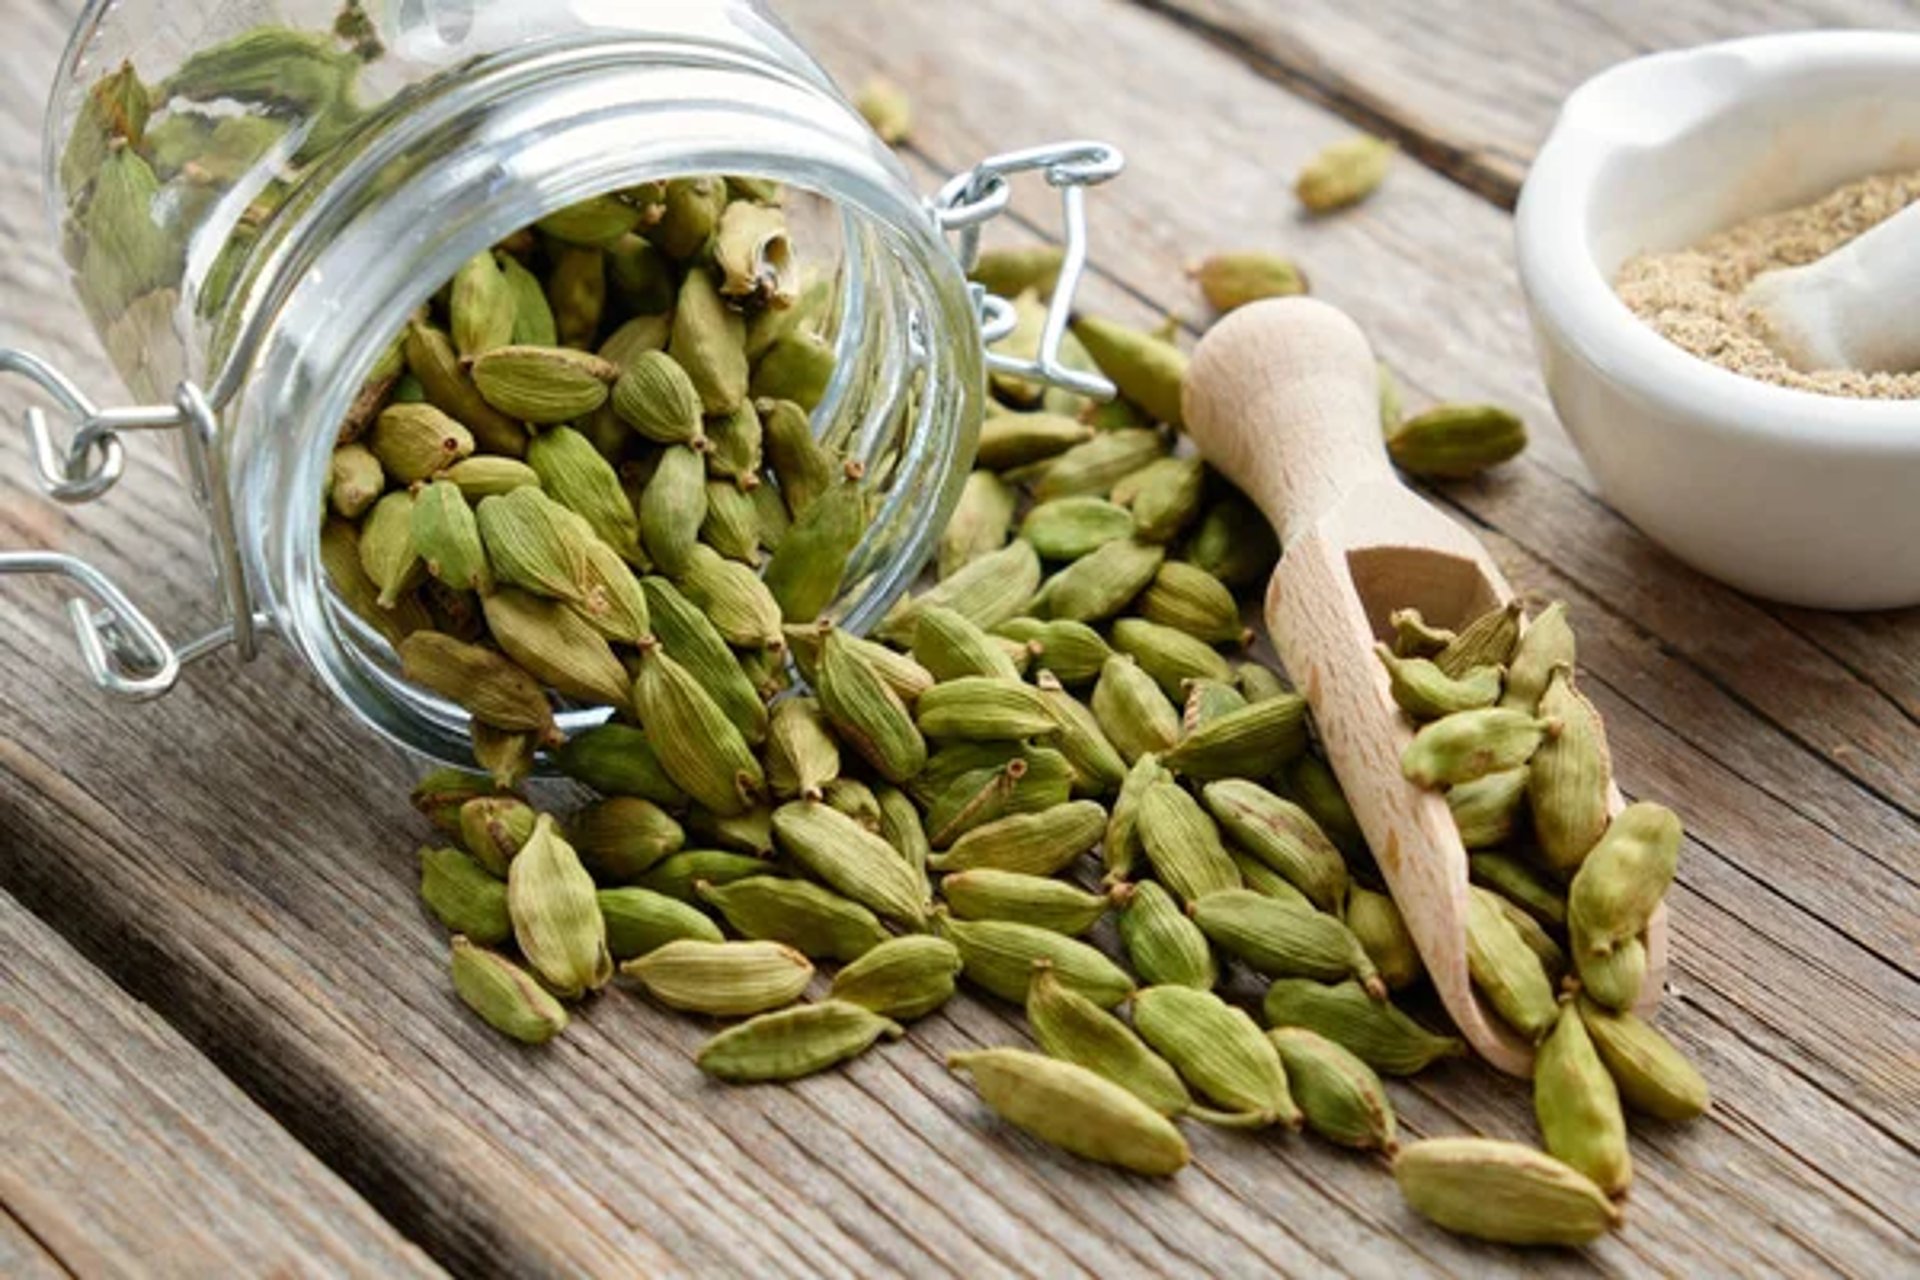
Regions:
[[1516, 32, 1920, 610]]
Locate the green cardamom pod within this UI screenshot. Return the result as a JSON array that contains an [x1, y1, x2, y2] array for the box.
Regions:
[[507, 815, 612, 998], [1139, 561, 1249, 647], [697, 877, 888, 962], [1029, 428, 1167, 502], [623, 938, 812, 1016], [786, 622, 935, 704], [1190, 251, 1309, 313], [940, 869, 1114, 936], [1033, 673, 1128, 798], [1069, 320, 1188, 428], [405, 319, 528, 458], [1114, 878, 1216, 989], [1263, 978, 1464, 1075], [939, 470, 1018, 579], [597, 886, 724, 960], [1529, 667, 1615, 876], [1192, 889, 1384, 995], [704, 399, 763, 484], [712, 200, 796, 308], [371, 403, 474, 484], [327, 443, 384, 520], [410, 768, 495, 836], [771, 800, 929, 927], [1162, 695, 1310, 780], [676, 544, 783, 650], [1572, 926, 1646, 1013], [457, 796, 536, 877], [546, 245, 607, 349], [440, 455, 541, 502], [1092, 655, 1182, 763], [1295, 135, 1393, 214], [1181, 679, 1249, 734], [911, 605, 1023, 682], [829, 935, 961, 1021], [996, 618, 1114, 686], [765, 696, 841, 801], [611, 349, 708, 446], [759, 397, 836, 517], [449, 937, 568, 1044], [1465, 887, 1559, 1041], [684, 804, 777, 857], [1201, 779, 1347, 912], [816, 624, 928, 784], [1270, 1027, 1397, 1152], [480, 588, 632, 711], [1183, 493, 1278, 590], [1485, 889, 1568, 984], [638, 443, 710, 578], [470, 345, 617, 424], [1044, 540, 1168, 626], [635, 850, 779, 904], [473, 487, 595, 605], [1111, 618, 1238, 705], [630, 638, 766, 816], [410, 479, 493, 594], [1387, 404, 1528, 480], [927, 801, 1108, 878], [1132, 984, 1300, 1128], [1402, 707, 1557, 788], [642, 576, 769, 745], [451, 250, 516, 359], [1393, 1138, 1620, 1247], [1469, 852, 1567, 927], [1568, 802, 1681, 954], [1280, 752, 1367, 856], [751, 333, 837, 413], [568, 796, 685, 881], [1375, 644, 1503, 720], [1028, 963, 1191, 1116], [1345, 886, 1424, 992], [1389, 607, 1455, 658], [499, 252, 559, 346], [978, 412, 1094, 471], [1447, 767, 1531, 850], [947, 1048, 1190, 1177], [700, 478, 762, 563], [935, 912, 1134, 1007], [1113, 455, 1206, 544], [1434, 600, 1525, 678], [915, 677, 1057, 741], [526, 424, 643, 563], [877, 540, 1042, 644], [653, 176, 727, 260], [1502, 601, 1577, 713], [1100, 753, 1166, 883], [1534, 1000, 1633, 1196], [1019, 495, 1135, 562], [670, 267, 749, 413], [537, 194, 645, 247], [419, 846, 511, 944], [1577, 996, 1709, 1122], [1135, 781, 1243, 904], [698, 1000, 902, 1083], [398, 631, 555, 739], [550, 723, 686, 806], [763, 461, 866, 624]]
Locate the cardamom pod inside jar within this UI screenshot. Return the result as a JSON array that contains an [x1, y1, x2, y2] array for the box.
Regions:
[[21, 0, 1118, 768]]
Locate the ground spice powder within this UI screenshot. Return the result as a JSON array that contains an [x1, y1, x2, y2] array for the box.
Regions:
[[1614, 169, 1920, 399]]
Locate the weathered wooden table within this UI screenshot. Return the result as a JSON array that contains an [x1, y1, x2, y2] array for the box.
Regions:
[[4, 1, 1917, 1275]]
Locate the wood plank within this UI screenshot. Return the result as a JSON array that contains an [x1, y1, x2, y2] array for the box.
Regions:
[[1127, 0, 1920, 205], [0, 890, 442, 1279], [0, 0, 1913, 1275]]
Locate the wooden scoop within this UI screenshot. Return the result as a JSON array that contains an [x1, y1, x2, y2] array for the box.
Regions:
[[1183, 298, 1667, 1076]]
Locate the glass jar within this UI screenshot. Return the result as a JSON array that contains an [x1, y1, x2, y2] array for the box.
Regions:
[[4, 0, 1119, 764]]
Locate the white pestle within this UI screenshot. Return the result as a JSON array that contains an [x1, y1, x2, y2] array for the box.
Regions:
[[1740, 198, 1920, 375]]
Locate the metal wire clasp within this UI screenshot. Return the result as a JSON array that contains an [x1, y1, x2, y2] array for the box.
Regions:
[[0, 349, 260, 701], [930, 141, 1125, 401]]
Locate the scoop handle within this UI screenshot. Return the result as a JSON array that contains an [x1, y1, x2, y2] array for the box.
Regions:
[[1181, 298, 1395, 547]]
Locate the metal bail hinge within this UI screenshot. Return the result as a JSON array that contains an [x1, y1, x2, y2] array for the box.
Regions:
[[0, 348, 261, 701], [930, 140, 1126, 401]]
